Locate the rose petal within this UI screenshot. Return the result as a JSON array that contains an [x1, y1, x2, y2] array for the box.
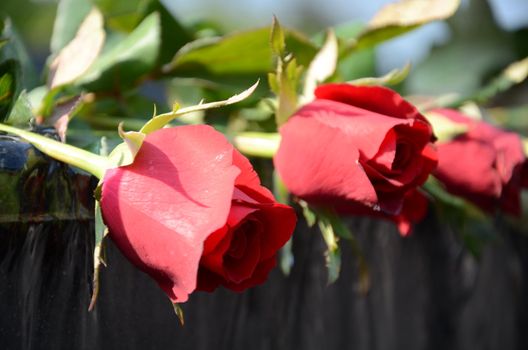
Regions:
[[224, 225, 262, 283], [196, 268, 223, 292], [315, 84, 426, 123], [275, 115, 378, 207], [393, 189, 429, 236], [101, 125, 240, 302], [232, 149, 275, 202], [295, 99, 413, 159], [435, 138, 502, 204], [223, 256, 278, 292]]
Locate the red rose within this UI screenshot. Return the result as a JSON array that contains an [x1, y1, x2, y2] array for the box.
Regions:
[[274, 84, 437, 234], [101, 125, 296, 303], [432, 108, 526, 215]]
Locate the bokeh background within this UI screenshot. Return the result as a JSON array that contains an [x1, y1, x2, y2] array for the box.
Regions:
[[1, 0, 527, 95]]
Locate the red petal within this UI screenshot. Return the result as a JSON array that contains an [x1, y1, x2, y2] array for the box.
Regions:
[[392, 190, 429, 236], [315, 84, 426, 124], [224, 226, 262, 283], [101, 125, 240, 302], [223, 256, 278, 292], [294, 99, 412, 159], [275, 115, 378, 207], [232, 149, 275, 202]]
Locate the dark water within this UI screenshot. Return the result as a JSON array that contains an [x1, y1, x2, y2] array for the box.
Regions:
[[1, 133, 528, 350]]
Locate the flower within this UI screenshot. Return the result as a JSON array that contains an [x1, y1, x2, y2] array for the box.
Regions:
[[274, 84, 437, 234], [431, 108, 526, 215], [101, 125, 296, 303]]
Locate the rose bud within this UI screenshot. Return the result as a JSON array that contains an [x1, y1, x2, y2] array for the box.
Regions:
[[274, 84, 437, 235], [431, 108, 526, 215], [101, 125, 296, 303]]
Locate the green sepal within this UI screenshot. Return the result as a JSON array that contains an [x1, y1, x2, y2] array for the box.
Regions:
[[140, 81, 259, 134], [172, 303, 185, 326], [88, 195, 109, 311]]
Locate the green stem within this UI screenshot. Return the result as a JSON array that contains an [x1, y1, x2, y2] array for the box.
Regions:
[[233, 132, 281, 158], [0, 124, 111, 179]]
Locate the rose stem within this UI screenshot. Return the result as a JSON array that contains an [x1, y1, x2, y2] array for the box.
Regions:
[[233, 132, 281, 158], [0, 123, 111, 179]]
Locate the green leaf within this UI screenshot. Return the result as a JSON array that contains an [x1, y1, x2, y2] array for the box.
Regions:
[[48, 9, 106, 88], [487, 104, 528, 132], [0, 59, 17, 121], [270, 16, 286, 57], [317, 216, 341, 284], [315, 207, 370, 292], [315, 21, 376, 83], [144, 1, 192, 65], [0, 19, 37, 88], [348, 62, 411, 86], [76, 12, 161, 91], [93, 0, 152, 32], [356, 0, 460, 49], [164, 27, 317, 80], [50, 0, 92, 54], [302, 29, 338, 102], [423, 177, 494, 257], [273, 170, 289, 204], [5, 89, 33, 127]]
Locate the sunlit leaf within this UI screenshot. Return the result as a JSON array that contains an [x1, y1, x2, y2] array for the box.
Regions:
[[5, 90, 33, 127], [50, 0, 92, 53], [48, 9, 105, 88], [356, 0, 460, 48], [76, 12, 161, 91], [93, 0, 150, 32], [302, 29, 338, 102]]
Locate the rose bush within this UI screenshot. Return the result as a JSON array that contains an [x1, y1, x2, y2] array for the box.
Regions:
[[101, 125, 296, 303], [431, 108, 527, 215], [274, 84, 437, 235]]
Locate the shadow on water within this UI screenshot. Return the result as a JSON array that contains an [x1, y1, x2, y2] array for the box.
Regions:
[[1, 132, 528, 350]]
